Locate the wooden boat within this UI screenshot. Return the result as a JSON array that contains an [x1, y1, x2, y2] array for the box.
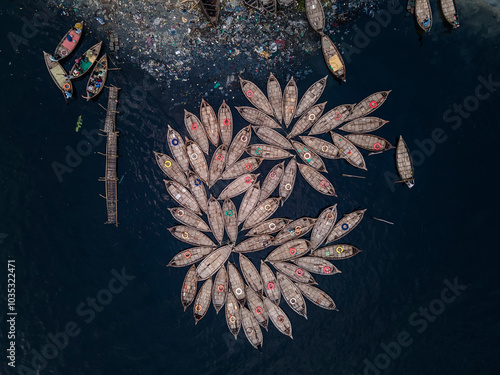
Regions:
[[154, 152, 189, 186], [167, 125, 191, 172], [217, 173, 259, 200], [193, 278, 212, 325], [242, 198, 281, 230], [228, 261, 247, 305], [310, 204, 338, 250], [196, 245, 233, 280], [311, 244, 362, 260], [263, 297, 293, 338], [239, 254, 263, 295], [296, 283, 337, 310], [261, 0, 277, 15], [245, 286, 268, 330], [347, 91, 391, 121], [241, 307, 264, 349], [53, 21, 83, 61], [305, 0, 325, 34], [278, 0, 294, 5], [287, 102, 327, 139], [267, 73, 283, 124], [82, 54, 108, 101], [279, 157, 297, 205], [253, 126, 293, 150], [200, 99, 219, 146], [415, 0, 432, 33], [240, 77, 274, 116], [297, 163, 337, 196], [295, 76, 328, 118], [235, 106, 280, 129], [238, 182, 261, 225], [247, 218, 291, 236], [321, 34, 346, 82], [308, 104, 353, 135], [292, 256, 340, 275], [243, 0, 261, 11], [207, 196, 224, 244], [330, 132, 367, 170], [69, 41, 102, 80], [272, 262, 317, 285], [260, 261, 281, 304], [325, 209, 366, 244], [187, 171, 209, 213], [234, 235, 273, 253], [225, 291, 242, 339], [168, 246, 214, 267], [184, 110, 210, 154], [212, 266, 228, 314], [218, 100, 233, 146], [220, 157, 263, 180], [299, 136, 340, 159], [266, 239, 312, 261], [168, 225, 216, 247], [246, 144, 292, 160], [200, 0, 220, 25], [226, 125, 252, 166], [292, 140, 327, 172], [396, 136, 415, 188], [282, 77, 298, 127], [164, 180, 201, 215], [339, 117, 389, 133], [276, 272, 308, 318], [272, 217, 316, 246], [168, 207, 211, 232], [186, 139, 209, 183], [222, 199, 238, 243], [208, 144, 228, 188], [259, 161, 285, 202], [43, 51, 73, 101], [439, 0, 459, 28], [345, 134, 393, 152], [181, 265, 198, 311]]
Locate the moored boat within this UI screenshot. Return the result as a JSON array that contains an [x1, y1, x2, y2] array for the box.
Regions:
[[200, 0, 220, 25], [265, 239, 312, 261], [245, 286, 268, 330], [279, 157, 297, 205], [292, 140, 327, 172], [299, 136, 340, 159], [225, 291, 242, 339], [338, 117, 389, 133], [238, 182, 261, 225], [187, 171, 209, 213], [267, 73, 283, 124], [241, 307, 264, 349], [242, 198, 281, 230], [246, 218, 291, 236], [282, 77, 298, 127], [239, 254, 264, 295], [222, 199, 238, 243], [235, 106, 281, 129], [263, 297, 293, 338], [261, 0, 277, 15], [193, 278, 213, 325], [287, 102, 327, 139], [53, 21, 83, 61], [292, 256, 340, 275], [325, 209, 366, 244], [308, 104, 353, 135], [240, 77, 274, 116], [164, 179, 201, 215], [297, 163, 337, 196], [396, 135, 415, 188], [260, 262, 281, 305], [276, 272, 308, 318], [305, 0, 326, 34], [220, 157, 263, 180], [272, 217, 316, 246], [82, 54, 108, 101], [272, 262, 317, 285], [154, 151, 189, 186], [310, 204, 338, 250], [217, 173, 260, 200], [233, 235, 273, 253], [226, 125, 252, 166], [181, 265, 198, 311], [321, 34, 346, 82], [186, 139, 209, 183], [345, 134, 393, 152], [196, 244, 233, 279], [184, 110, 210, 154], [167, 125, 191, 172], [439, 0, 460, 28], [168, 207, 211, 232], [207, 196, 224, 244], [208, 144, 228, 187], [246, 144, 293, 160], [69, 41, 102, 80], [168, 225, 216, 247], [168, 246, 214, 267], [228, 261, 247, 305], [311, 244, 362, 260], [295, 76, 328, 118], [200, 99, 220, 146], [415, 0, 433, 33], [218, 100, 233, 146], [212, 266, 228, 314], [253, 126, 293, 150], [43, 51, 73, 101], [330, 132, 367, 170], [296, 283, 337, 310], [347, 91, 391, 121], [259, 162, 285, 202]]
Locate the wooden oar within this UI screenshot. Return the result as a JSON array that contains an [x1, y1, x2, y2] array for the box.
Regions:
[[342, 174, 365, 179], [372, 217, 394, 225], [393, 177, 414, 184]]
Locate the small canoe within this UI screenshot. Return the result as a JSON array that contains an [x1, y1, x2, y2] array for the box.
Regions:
[[168, 225, 216, 247], [305, 0, 325, 34], [233, 235, 273, 253], [276, 272, 308, 318], [245, 286, 268, 330], [164, 180, 201, 215], [225, 291, 242, 339], [330, 132, 367, 170], [325, 209, 366, 244], [200, 0, 220, 25], [168, 246, 214, 267], [217, 173, 260, 200], [228, 261, 246, 305], [208, 144, 228, 188], [287, 102, 327, 139], [238, 182, 261, 225], [265, 239, 312, 262], [253, 126, 293, 150], [310, 204, 338, 250], [263, 297, 293, 338], [260, 161, 285, 202], [311, 244, 362, 260], [186, 139, 209, 183], [282, 77, 298, 127], [82, 54, 108, 101], [246, 218, 291, 236], [207, 196, 224, 244], [415, 0, 432, 33], [297, 163, 337, 196], [235, 107, 281, 129], [347, 91, 391, 121], [292, 256, 340, 275], [321, 34, 346, 82], [167, 125, 190, 172], [296, 283, 337, 310], [218, 100, 233, 146], [246, 144, 293, 160], [221, 157, 263, 180], [272, 217, 316, 246], [193, 278, 213, 325], [267, 73, 283, 124], [43, 51, 73, 102], [222, 199, 238, 243], [339, 117, 389, 133], [69, 41, 102, 80], [292, 140, 327, 172], [261, 0, 277, 15], [260, 262, 281, 305], [154, 152, 189, 186], [53, 21, 83, 61], [181, 265, 198, 311], [242, 198, 281, 230], [396, 136, 415, 188], [241, 307, 264, 349], [295, 76, 328, 118], [240, 77, 274, 116], [273, 262, 317, 285], [200, 99, 219, 146], [197, 244, 233, 280], [184, 110, 210, 154], [345, 134, 393, 152], [239, 254, 263, 295], [226, 125, 252, 166], [439, 0, 460, 28], [309, 104, 353, 135], [279, 157, 297, 205], [187, 171, 209, 213], [168, 207, 211, 232], [213, 266, 228, 314], [299, 136, 340, 159]]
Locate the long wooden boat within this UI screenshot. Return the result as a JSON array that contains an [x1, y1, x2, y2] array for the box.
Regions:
[[168, 225, 216, 247], [321, 34, 346, 82], [263, 297, 293, 338], [311, 244, 361, 260], [200, 99, 219, 146], [221, 157, 263, 180], [239, 254, 264, 295], [226, 125, 252, 166], [347, 91, 391, 121], [53, 21, 83, 61], [272, 217, 316, 246], [184, 110, 210, 154], [339, 117, 389, 133], [396, 135, 415, 188], [228, 261, 247, 305], [200, 0, 220, 25], [196, 244, 233, 280], [267, 73, 283, 124], [308, 104, 353, 135], [242, 198, 281, 230], [168, 246, 214, 267], [292, 140, 327, 172], [305, 0, 325, 34], [208, 144, 228, 188], [276, 272, 308, 318], [415, 0, 432, 33], [439, 0, 460, 28], [69, 41, 102, 80], [253, 126, 293, 150], [187, 171, 209, 213], [181, 265, 198, 311], [235, 107, 281, 129], [238, 182, 261, 225], [297, 163, 337, 196], [244, 0, 261, 11], [345, 134, 393, 152], [295, 76, 328, 118], [154, 152, 188, 186], [241, 307, 264, 349], [164, 180, 201, 215], [246, 144, 293, 160], [330, 132, 367, 170], [193, 278, 212, 325], [207, 196, 224, 244], [167, 125, 190, 172], [233, 235, 273, 253], [218, 100, 233, 146], [186, 139, 209, 183], [292, 256, 340, 275], [259, 161, 285, 202], [261, 0, 277, 15], [260, 262, 281, 305], [246, 286, 268, 330], [272, 262, 317, 285], [247, 218, 291, 236], [82, 54, 108, 101], [240, 77, 274, 116], [279, 157, 297, 205], [266, 239, 312, 261], [222, 199, 238, 243], [213, 266, 228, 314], [296, 283, 337, 310], [299, 136, 340, 159], [168, 207, 211, 232], [217, 173, 259, 200], [325, 209, 366, 244], [43, 51, 73, 102], [282, 77, 298, 127], [287, 102, 327, 139], [310, 204, 338, 250], [225, 291, 242, 338]]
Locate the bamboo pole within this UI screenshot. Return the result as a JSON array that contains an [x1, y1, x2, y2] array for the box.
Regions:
[[342, 174, 366, 179], [372, 217, 394, 225]]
